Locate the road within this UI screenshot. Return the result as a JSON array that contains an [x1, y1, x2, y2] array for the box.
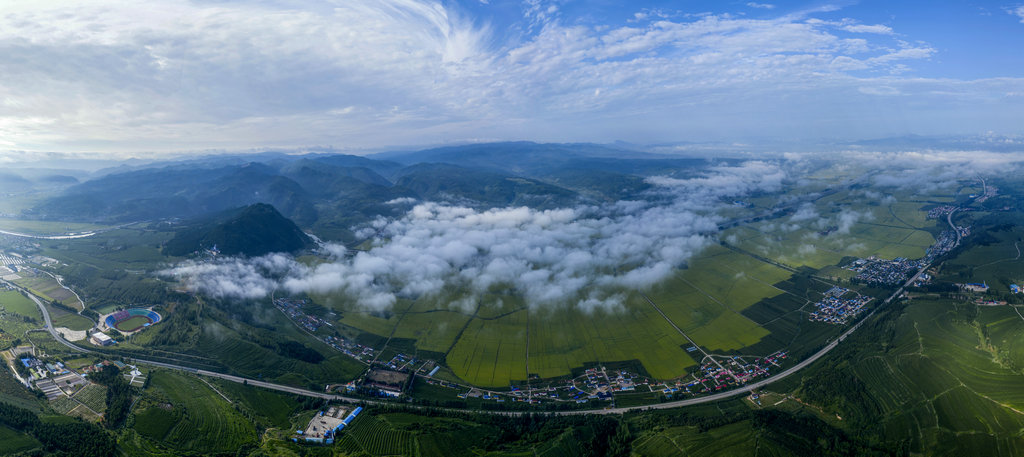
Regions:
[[948, 208, 960, 246], [3, 280, 91, 353], [3, 194, 960, 416], [640, 292, 739, 384], [5, 262, 925, 416]]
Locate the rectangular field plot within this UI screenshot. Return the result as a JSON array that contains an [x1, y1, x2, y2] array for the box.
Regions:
[[686, 312, 769, 352], [0, 290, 41, 319], [445, 310, 528, 387], [11, 273, 83, 311], [526, 304, 698, 381], [73, 383, 108, 414], [389, 309, 471, 354]]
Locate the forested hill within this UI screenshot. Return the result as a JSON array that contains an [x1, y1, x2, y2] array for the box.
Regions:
[[163, 203, 313, 257]]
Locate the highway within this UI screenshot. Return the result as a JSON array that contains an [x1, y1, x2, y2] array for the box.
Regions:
[[5, 260, 926, 417], [3, 194, 961, 416]]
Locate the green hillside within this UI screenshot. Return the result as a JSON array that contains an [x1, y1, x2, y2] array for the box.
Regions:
[[163, 203, 313, 257]]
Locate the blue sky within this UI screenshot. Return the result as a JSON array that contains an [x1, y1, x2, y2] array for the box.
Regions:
[[0, 0, 1022, 156]]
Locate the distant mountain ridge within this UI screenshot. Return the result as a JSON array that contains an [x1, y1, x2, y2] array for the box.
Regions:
[[27, 142, 723, 241]]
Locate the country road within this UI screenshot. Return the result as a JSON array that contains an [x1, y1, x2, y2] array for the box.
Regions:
[[5, 258, 924, 416], [2, 192, 960, 416]]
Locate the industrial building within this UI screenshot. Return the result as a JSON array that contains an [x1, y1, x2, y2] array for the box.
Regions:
[[297, 406, 363, 444]]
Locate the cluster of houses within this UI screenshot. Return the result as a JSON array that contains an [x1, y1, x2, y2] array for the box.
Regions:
[[848, 256, 921, 286], [680, 352, 787, 395], [273, 297, 380, 363], [809, 287, 873, 325], [927, 205, 961, 219], [274, 298, 333, 332], [924, 229, 963, 263]]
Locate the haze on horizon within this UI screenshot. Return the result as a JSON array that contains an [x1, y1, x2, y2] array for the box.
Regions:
[[1, 0, 1023, 158]]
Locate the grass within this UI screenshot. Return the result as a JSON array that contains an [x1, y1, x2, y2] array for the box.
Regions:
[[0, 290, 41, 320], [115, 315, 152, 332], [11, 272, 83, 311], [132, 370, 258, 454], [0, 425, 40, 454], [212, 379, 304, 429], [53, 312, 94, 331], [306, 189, 940, 388]]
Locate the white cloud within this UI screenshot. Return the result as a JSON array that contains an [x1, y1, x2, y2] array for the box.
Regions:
[[163, 161, 787, 312], [841, 24, 893, 34], [789, 203, 819, 222], [1009, 6, 1024, 23], [0, 1, 1018, 153], [747, 3, 776, 9]]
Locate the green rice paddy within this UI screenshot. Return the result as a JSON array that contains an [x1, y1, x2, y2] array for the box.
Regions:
[[314, 187, 944, 388]]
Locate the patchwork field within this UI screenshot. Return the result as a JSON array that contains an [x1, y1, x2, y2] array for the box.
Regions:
[[0, 290, 41, 320], [0, 290, 44, 351], [795, 294, 1024, 456], [131, 371, 258, 454], [11, 271, 84, 311], [313, 188, 944, 388]]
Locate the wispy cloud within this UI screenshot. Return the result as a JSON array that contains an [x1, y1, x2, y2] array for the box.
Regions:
[[163, 161, 787, 312], [1009, 5, 1024, 23], [746, 2, 776, 9], [0, 1, 1019, 153]]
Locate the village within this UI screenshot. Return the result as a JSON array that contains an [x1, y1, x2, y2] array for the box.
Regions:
[[847, 256, 922, 285], [274, 297, 380, 364], [272, 287, 800, 408], [0, 344, 146, 421], [808, 286, 873, 325]]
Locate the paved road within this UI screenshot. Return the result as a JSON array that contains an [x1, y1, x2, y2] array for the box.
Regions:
[[9, 267, 920, 416], [4, 280, 90, 353], [3, 191, 954, 416]]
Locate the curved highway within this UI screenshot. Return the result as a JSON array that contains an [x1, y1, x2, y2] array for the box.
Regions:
[[3, 194, 960, 416]]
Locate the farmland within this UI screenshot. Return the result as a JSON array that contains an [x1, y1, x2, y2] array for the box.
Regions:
[[313, 185, 942, 388], [0, 290, 47, 350], [332, 409, 631, 457], [73, 383, 108, 415], [0, 290, 40, 319], [789, 292, 1024, 456], [131, 370, 258, 454], [10, 271, 84, 311]]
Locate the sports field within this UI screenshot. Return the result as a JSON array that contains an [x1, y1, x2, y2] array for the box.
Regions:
[[313, 185, 944, 388], [115, 316, 153, 332]]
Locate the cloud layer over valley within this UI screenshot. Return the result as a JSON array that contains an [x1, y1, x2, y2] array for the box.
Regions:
[[162, 161, 787, 312]]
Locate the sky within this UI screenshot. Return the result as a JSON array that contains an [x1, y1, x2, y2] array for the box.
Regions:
[[1, 0, 1023, 156]]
